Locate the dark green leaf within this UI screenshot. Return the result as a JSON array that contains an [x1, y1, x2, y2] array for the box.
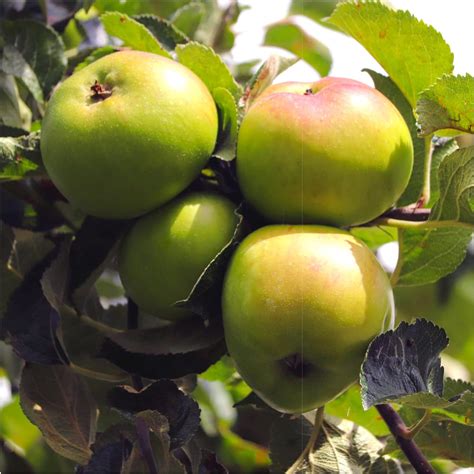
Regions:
[[100, 12, 171, 57], [264, 20, 331, 77], [20, 363, 97, 465], [360, 319, 447, 409], [417, 74, 474, 136], [108, 379, 200, 450], [328, 1, 454, 107], [0, 20, 66, 102], [1, 242, 69, 365]]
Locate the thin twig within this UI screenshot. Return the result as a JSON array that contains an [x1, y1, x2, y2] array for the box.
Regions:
[[286, 406, 325, 474], [376, 404, 435, 473]]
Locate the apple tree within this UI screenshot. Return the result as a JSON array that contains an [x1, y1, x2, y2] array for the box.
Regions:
[[0, 1, 474, 473]]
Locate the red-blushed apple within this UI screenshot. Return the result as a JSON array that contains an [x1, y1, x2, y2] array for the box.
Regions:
[[41, 50, 218, 219], [237, 78, 414, 226], [119, 192, 238, 320], [222, 225, 393, 413]]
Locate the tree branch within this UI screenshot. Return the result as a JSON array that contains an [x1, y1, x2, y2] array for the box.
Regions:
[[376, 404, 435, 473]]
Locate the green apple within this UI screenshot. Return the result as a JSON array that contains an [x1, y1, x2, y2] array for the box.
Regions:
[[41, 50, 218, 219], [222, 225, 393, 413], [237, 77, 413, 226], [119, 192, 238, 320]]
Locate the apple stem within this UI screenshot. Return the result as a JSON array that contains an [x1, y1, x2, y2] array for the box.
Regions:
[[376, 403, 435, 473], [286, 406, 325, 474], [90, 80, 112, 101], [127, 298, 158, 474]]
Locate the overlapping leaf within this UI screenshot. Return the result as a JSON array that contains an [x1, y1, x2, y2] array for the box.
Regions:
[[417, 74, 474, 136], [20, 363, 97, 465], [100, 12, 171, 57], [328, 1, 454, 107]]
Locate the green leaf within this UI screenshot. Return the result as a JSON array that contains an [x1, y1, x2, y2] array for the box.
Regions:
[[270, 415, 401, 472], [264, 20, 331, 77], [350, 226, 396, 250], [328, 1, 454, 107], [0, 395, 41, 451], [392, 378, 474, 426], [290, 0, 340, 25], [100, 12, 171, 58], [417, 74, 474, 136], [398, 146, 474, 286], [429, 138, 459, 206], [0, 132, 43, 181], [73, 46, 118, 73], [133, 14, 189, 50], [20, 364, 97, 465], [242, 55, 298, 111], [398, 227, 472, 286], [386, 407, 474, 465], [175, 42, 241, 100], [364, 69, 425, 205], [212, 87, 238, 162], [325, 385, 390, 436], [171, 2, 205, 38], [0, 20, 66, 103], [431, 146, 474, 225]]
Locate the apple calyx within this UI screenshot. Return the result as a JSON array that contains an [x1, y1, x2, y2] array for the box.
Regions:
[[304, 88, 314, 96], [90, 80, 112, 101], [279, 353, 313, 378]]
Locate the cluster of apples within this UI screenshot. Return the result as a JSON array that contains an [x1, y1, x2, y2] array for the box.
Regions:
[[41, 50, 413, 413]]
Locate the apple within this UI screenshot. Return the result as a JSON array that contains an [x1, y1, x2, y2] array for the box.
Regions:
[[222, 225, 393, 413], [119, 192, 238, 320], [237, 77, 414, 226], [41, 50, 218, 219]]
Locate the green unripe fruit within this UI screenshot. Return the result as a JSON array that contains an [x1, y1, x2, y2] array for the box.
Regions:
[[41, 51, 218, 219], [119, 192, 238, 320], [237, 77, 414, 226], [222, 225, 393, 413]]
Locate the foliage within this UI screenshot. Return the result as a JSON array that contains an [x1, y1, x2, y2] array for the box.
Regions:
[[0, 0, 473, 473]]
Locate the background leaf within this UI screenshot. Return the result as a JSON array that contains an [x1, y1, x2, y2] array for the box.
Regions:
[[264, 20, 331, 77], [133, 14, 189, 50], [0, 20, 66, 103]]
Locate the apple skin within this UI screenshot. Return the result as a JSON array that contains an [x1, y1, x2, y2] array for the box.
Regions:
[[41, 51, 218, 219], [222, 225, 393, 413], [237, 78, 414, 226], [119, 192, 238, 320]]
